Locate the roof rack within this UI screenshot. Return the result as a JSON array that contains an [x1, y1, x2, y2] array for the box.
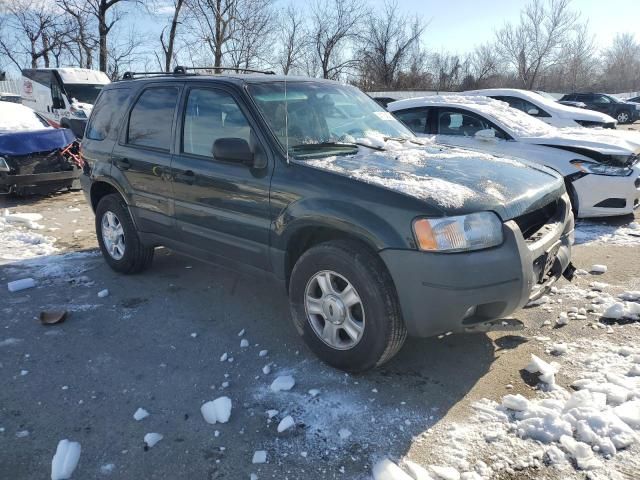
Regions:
[[173, 66, 276, 75], [120, 71, 183, 80]]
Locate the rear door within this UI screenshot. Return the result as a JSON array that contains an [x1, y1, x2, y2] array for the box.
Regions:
[[111, 83, 182, 237], [170, 84, 273, 271]]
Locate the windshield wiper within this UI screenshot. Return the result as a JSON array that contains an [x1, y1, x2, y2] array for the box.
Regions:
[[290, 141, 385, 152], [383, 136, 425, 146]]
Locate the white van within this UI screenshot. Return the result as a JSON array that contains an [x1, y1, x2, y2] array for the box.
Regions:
[[21, 68, 110, 137]]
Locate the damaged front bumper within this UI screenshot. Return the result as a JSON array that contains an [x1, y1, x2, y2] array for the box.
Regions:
[[0, 169, 81, 195], [380, 194, 575, 338]]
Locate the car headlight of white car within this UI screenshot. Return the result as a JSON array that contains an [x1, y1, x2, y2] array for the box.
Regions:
[[570, 160, 633, 177], [413, 212, 504, 252], [0, 156, 10, 172]]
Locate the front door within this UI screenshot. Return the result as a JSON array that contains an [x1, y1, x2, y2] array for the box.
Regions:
[[111, 84, 182, 236], [170, 85, 273, 272]]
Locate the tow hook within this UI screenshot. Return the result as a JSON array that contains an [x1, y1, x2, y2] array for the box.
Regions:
[[563, 262, 576, 281]]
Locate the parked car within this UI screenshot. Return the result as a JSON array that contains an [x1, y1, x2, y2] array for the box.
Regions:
[[0, 101, 81, 195], [21, 67, 111, 138], [81, 70, 575, 372], [627, 96, 640, 104], [388, 95, 640, 218], [560, 93, 640, 124], [463, 88, 617, 129], [372, 96, 396, 108], [559, 100, 587, 109]]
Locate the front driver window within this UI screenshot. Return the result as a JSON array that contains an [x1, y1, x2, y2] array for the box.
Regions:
[[496, 96, 550, 117], [182, 89, 252, 158], [594, 95, 611, 104], [437, 110, 505, 139]]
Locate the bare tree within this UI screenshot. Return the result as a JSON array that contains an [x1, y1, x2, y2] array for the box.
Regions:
[[157, 0, 186, 72], [0, 0, 69, 69], [357, 1, 427, 89], [190, 0, 238, 68], [226, 0, 275, 70], [276, 3, 307, 75], [602, 33, 640, 93], [495, 0, 579, 89], [310, 0, 363, 79], [57, 0, 99, 69]]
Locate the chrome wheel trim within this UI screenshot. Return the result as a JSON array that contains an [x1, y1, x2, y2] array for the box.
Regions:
[[618, 112, 629, 123], [101, 211, 126, 260], [304, 270, 365, 350]]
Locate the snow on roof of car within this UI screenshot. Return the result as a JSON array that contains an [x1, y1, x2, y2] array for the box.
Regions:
[[0, 101, 51, 133], [388, 95, 556, 138]]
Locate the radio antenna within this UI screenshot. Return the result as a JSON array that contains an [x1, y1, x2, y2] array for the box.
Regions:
[[284, 73, 289, 164]]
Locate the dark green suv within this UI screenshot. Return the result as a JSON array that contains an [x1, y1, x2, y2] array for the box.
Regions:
[[80, 69, 575, 371]]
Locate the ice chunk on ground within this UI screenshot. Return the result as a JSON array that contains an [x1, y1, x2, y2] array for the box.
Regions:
[[590, 264, 607, 274], [258, 350, 268, 357], [308, 389, 320, 397], [238, 329, 245, 336], [220, 352, 228, 362], [556, 312, 569, 326], [144, 433, 163, 448], [240, 339, 249, 348], [266, 409, 278, 419], [338, 428, 352, 440], [252, 450, 267, 464], [429, 465, 460, 480], [262, 364, 271, 375], [97, 289, 109, 298], [133, 408, 149, 421], [551, 343, 568, 355], [51, 439, 81, 480], [613, 400, 640, 429], [501, 394, 530, 411], [270, 375, 295, 392], [7, 278, 36, 292], [560, 435, 602, 470], [525, 354, 559, 387], [277, 415, 295, 433], [100, 463, 115, 474], [250, 474, 258, 480], [545, 445, 567, 465], [372, 458, 413, 480], [201, 397, 232, 424]]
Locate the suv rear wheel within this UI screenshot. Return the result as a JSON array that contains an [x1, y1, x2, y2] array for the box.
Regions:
[[95, 193, 154, 273], [289, 240, 406, 372]]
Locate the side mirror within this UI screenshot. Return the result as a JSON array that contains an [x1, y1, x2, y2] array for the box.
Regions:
[[213, 138, 254, 165], [475, 129, 496, 140], [527, 108, 539, 116]]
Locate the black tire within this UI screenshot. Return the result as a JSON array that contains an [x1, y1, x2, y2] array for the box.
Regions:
[[95, 193, 154, 274], [289, 240, 406, 372], [616, 110, 631, 124], [565, 179, 579, 217]]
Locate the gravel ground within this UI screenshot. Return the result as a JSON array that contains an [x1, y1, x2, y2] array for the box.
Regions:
[[0, 191, 639, 479]]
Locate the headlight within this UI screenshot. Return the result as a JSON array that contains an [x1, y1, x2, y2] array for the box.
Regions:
[[570, 160, 633, 176], [0, 156, 10, 172], [635, 104, 640, 111], [413, 212, 504, 252]]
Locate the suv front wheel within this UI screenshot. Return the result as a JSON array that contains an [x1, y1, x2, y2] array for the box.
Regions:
[[289, 240, 406, 372], [616, 110, 631, 124], [95, 193, 154, 274]]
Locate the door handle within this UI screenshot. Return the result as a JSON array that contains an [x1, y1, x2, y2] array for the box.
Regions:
[[115, 157, 131, 170], [176, 169, 195, 185]]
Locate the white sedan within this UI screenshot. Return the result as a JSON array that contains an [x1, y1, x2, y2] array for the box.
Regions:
[[388, 95, 640, 218], [462, 88, 617, 129]]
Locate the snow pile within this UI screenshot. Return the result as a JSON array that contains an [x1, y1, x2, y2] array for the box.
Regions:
[[51, 439, 81, 480], [407, 339, 640, 478], [0, 212, 57, 263], [201, 397, 232, 424], [0, 102, 51, 132], [575, 220, 640, 246]]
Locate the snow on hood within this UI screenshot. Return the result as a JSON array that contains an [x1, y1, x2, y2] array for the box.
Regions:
[[298, 142, 564, 220], [0, 101, 51, 132], [523, 127, 640, 157]]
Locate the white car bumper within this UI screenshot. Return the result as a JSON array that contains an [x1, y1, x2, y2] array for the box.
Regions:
[[571, 167, 640, 218]]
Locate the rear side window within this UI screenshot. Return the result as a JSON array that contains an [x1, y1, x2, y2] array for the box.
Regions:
[[86, 89, 131, 141], [127, 87, 179, 151]]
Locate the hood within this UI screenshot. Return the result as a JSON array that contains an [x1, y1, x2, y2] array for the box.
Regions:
[[554, 104, 616, 123], [0, 128, 76, 156], [519, 128, 640, 159], [298, 143, 564, 221]]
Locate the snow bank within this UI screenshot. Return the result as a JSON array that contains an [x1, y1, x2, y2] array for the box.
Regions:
[[51, 439, 81, 480]]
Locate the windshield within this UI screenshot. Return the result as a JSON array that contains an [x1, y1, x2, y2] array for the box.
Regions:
[[247, 82, 415, 157], [64, 84, 105, 105]]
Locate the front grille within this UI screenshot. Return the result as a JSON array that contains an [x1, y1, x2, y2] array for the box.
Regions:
[[513, 199, 559, 240], [5, 151, 74, 175]]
